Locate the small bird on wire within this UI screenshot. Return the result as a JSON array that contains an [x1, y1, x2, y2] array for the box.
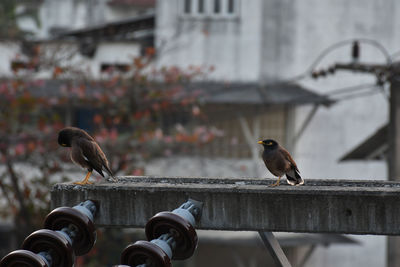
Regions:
[[58, 127, 117, 185], [258, 139, 304, 187]]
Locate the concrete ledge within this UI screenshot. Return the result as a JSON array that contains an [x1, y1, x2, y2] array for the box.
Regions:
[[51, 176, 400, 235]]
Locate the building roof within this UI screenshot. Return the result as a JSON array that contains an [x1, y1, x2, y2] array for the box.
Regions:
[[107, 0, 155, 7], [339, 124, 387, 161], [26, 80, 333, 107], [187, 82, 334, 106], [54, 13, 155, 41]]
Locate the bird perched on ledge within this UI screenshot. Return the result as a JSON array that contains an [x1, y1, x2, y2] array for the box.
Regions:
[[58, 127, 117, 185], [258, 139, 304, 187]]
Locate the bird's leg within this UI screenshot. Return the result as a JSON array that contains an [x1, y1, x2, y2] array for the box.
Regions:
[[74, 171, 93, 185], [269, 176, 281, 187]]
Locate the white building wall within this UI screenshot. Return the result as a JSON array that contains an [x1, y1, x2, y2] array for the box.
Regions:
[[289, 1, 398, 266], [156, 0, 263, 81], [88, 42, 141, 77], [0, 43, 21, 76], [291, 0, 395, 179]]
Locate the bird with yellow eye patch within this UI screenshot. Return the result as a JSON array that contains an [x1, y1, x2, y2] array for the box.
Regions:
[[258, 139, 304, 187], [58, 127, 117, 185]]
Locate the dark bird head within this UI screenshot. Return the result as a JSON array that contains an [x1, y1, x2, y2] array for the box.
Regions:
[[58, 127, 93, 147], [257, 139, 278, 150]]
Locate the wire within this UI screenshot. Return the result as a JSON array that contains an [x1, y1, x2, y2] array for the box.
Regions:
[[325, 83, 377, 96], [307, 38, 392, 71], [390, 50, 400, 61], [332, 88, 381, 102], [317, 83, 383, 101], [268, 38, 392, 87], [184, 40, 391, 106], [285, 83, 378, 105]]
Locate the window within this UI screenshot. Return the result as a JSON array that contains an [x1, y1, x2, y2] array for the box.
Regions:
[[11, 60, 39, 72], [214, 0, 221, 13], [227, 0, 234, 13], [184, 0, 191, 13], [181, 0, 239, 17], [100, 63, 130, 74], [189, 104, 287, 158], [198, 0, 204, 13]]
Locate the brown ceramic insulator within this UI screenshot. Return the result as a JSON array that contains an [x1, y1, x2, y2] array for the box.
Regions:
[[22, 229, 74, 267], [43, 207, 96, 256], [121, 240, 171, 267], [0, 250, 49, 267], [145, 212, 198, 260]]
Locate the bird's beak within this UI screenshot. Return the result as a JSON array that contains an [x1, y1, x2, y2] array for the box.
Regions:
[[61, 143, 67, 147], [257, 141, 264, 145]]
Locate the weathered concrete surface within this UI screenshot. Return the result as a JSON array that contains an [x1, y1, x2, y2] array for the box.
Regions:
[[51, 176, 400, 235]]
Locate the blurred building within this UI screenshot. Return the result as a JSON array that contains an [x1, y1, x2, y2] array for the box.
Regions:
[[154, 1, 394, 266], [1, 0, 399, 266]]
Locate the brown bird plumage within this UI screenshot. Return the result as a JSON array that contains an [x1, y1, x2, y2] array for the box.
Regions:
[[58, 127, 117, 185], [258, 139, 304, 186]]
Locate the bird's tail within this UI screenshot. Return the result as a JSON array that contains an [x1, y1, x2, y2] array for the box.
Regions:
[[286, 168, 304, 186]]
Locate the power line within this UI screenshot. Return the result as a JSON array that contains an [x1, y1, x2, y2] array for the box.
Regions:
[[180, 39, 393, 106], [332, 87, 382, 102], [390, 50, 400, 61], [325, 83, 377, 96], [269, 38, 392, 87], [308, 38, 392, 69], [296, 83, 381, 103]]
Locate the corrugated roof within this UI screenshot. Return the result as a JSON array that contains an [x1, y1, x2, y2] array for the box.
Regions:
[[339, 124, 387, 161], [21, 80, 333, 106], [186, 82, 334, 106], [107, 0, 155, 6], [54, 13, 155, 40]]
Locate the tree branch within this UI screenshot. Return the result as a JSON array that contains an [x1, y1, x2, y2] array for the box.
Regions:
[[5, 155, 32, 227]]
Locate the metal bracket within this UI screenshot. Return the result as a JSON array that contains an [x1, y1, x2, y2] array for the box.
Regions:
[[258, 231, 292, 267]]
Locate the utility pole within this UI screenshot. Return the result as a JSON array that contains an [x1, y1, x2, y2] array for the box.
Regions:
[[388, 74, 400, 267], [312, 42, 400, 267]]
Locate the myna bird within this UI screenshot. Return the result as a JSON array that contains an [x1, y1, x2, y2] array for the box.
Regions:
[[258, 139, 304, 187], [58, 127, 117, 185]]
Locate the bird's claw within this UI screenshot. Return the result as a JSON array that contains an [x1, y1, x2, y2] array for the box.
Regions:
[[269, 182, 280, 187], [74, 181, 94, 185], [269, 177, 281, 187]]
